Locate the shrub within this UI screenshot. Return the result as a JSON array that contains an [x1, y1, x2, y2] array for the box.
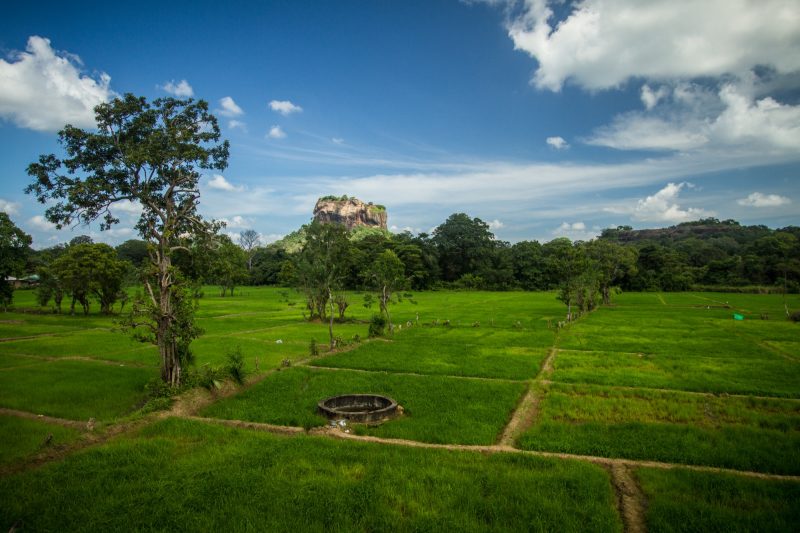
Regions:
[[309, 338, 319, 356], [368, 313, 387, 337], [789, 310, 800, 323], [225, 346, 247, 385]]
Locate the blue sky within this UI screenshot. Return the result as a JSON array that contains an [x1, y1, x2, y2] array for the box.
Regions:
[[1, 0, 798, 248]]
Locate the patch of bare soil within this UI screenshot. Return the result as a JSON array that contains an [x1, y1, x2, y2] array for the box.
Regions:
[[607, 463, 647, 533]]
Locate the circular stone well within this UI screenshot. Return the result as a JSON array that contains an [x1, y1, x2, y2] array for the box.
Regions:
[[318, 394, 398, 424]]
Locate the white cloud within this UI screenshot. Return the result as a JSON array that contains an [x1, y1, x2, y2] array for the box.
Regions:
[[606, 182, 712, 222], [0, 36, 114, 131], [217, 96, 243, 117], [507, 0, 800, 91], [0, 198, 20, 215], [268, 125, 287, 139], [587, 83, 800, 153], [331, 137, 345, 145], [269, 100, 302, 115], [737, 192, 792, 207], [160, 79, 194, 97], [28, 215, 56, 231], [207, 174, 244, 192], [546, 136, 569, 149], [552, 221, 599, 241], [641, 84, 669, 110], [227, 119, 247, 131], [221, 215, 250, 229], [487, 219, 504, 230]]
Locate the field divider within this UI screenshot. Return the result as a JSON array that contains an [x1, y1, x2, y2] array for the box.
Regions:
[[182, 414, 800, 482], [0, 407, 87, 429], [606, 463, 647, 533]]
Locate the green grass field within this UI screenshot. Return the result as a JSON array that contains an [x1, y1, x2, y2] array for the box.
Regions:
[[0, 287, 798, 531]]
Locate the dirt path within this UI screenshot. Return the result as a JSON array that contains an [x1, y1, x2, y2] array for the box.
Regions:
[[182, 415, 800, 482], [608, 463, 647, 533], [0, 407, 87, 429], [496, 346, 558, 446]]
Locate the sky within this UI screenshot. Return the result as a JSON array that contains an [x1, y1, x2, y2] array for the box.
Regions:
[[0, 0, 798, 248]]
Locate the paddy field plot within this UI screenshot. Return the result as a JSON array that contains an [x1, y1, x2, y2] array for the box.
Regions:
[[0, 287, 798, 531]]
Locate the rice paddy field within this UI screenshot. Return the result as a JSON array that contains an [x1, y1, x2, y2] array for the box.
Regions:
[[0, 287, 798, 531]]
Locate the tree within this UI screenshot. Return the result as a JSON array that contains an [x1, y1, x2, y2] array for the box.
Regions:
[[364, 249, 406, 332], [208, 235, 248, 296], [116, 239, 149, 267], [545, 238, 586, 321], [239, 229, 260, 272], [294, 221, 350, 348], [585, 240, 638, 305], [0, 213, 32, 311], [26, 94, 229, 386], [432, 213, 496, 282], [50, 243, 127, 314]]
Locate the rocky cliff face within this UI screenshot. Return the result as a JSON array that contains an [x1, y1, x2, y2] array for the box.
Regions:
[[313, 196, 387, 230]]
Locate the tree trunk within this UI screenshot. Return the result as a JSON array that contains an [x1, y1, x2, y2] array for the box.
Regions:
[[328, 288, 335, 349], [156, 251, 181, 387], [602, 285, 611, 306]]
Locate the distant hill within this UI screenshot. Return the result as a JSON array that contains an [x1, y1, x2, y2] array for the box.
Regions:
[[313, 195, 387, 230], [600, 218, 777, 245]]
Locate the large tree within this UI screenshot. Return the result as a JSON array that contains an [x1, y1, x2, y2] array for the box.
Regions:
[[0, 213, 32, 311], [294, 221, 350, 348], [432, 213, 496, 282], [26, 94, 229, 385]]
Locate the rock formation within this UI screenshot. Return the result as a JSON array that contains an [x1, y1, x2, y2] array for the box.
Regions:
[[313, 196, 387, 230]]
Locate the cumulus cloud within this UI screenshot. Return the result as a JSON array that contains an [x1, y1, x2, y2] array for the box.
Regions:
[[552, 221, 600, 241], [217, 96, 243, 117], [268, 125, 287, 139], [587, 82, 800, 153], [0, 198, 21, 215], [546, 136, 569, 149], [221, 215, 250, 229], [641, 85, 670, 110], [737, 192, 792, 207], [507, 0, 800, 91], [207, 174, 244, 192], [487, 219, 504, 230], [28, 215, 56, 231], [0, 36, 114, 131], [606, 182, 712, 222], [269, 100, 302, 115], [160, 79, 194, 97]]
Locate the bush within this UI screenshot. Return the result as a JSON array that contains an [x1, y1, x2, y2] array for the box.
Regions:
[[789, 310, 800, 323], [309, 338, 319, 356], [225, 346, 247, 385], [368, 313, 387, 337]]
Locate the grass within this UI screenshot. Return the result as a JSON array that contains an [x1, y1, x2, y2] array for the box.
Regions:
[[1, 286, 799, 530], [0, 360, 154, 421], [201, 366, 527, 445], [517, 383, 800, 474], [0, 415, 81, 466], [316, 325, 551, 380], [0, 417, 622, 532], [637, 467, 800, 532]]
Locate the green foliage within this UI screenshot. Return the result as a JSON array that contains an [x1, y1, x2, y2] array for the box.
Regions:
[[309, 338, 319, 356], [368, 313, 387, 337], [26, 94, 229, 386], [0, 212, 32, 311], [225, 346, 247, 385]]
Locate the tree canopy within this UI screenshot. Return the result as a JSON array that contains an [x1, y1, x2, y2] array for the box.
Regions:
[[26, 94, 229, 385]]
